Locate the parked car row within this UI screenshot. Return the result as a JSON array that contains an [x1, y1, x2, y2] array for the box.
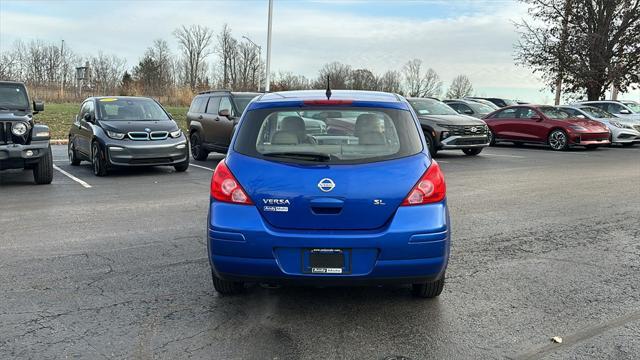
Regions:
[[432, 97, 640, 151]]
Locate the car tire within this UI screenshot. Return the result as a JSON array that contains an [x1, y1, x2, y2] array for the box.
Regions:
[[487, 129, 496, 146], [190, 132, 209, 161], [211, 271, 244, 295], [548, 129, 569, 151], [33, 146, 53, 185], [621, 142, 635, 148], [174, 160, 189, 172], [423, 131, 438, 157], [68, 140, 81, 166], [412, 274, 445, 298], [462, 148, 483, 156], [92, 142, 108, 177]]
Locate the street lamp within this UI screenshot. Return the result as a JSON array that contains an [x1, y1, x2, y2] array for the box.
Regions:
[[242, 35, 262, 92]]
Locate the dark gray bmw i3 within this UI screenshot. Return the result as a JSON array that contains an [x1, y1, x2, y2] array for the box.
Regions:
[[68, 96, 189, 176]]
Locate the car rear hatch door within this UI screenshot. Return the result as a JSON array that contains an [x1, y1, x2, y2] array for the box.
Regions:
[[228, 154, 429, 230]]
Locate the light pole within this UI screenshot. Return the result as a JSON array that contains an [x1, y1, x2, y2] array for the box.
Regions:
[[265, 0, 273, 92], [242, 36, 262, 92]]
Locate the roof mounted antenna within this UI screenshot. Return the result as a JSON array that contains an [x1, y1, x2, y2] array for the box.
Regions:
[[325, 75, 332, 100]]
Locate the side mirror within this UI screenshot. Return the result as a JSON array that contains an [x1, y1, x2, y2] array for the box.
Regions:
[[531, 115, 542, 121], [83, 113, 93, 122], [619, 109, 631, 114], [219, 109, 231, 117], [33, 100, 44, 113]]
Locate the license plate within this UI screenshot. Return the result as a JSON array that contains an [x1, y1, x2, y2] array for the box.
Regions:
[[303, 248, 350, 274]]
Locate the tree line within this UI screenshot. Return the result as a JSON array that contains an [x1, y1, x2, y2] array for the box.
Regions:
[[0, 23, 475, 105]]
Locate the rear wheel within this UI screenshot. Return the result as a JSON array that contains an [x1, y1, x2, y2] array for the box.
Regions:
[[68, 140, 81, 166], [462, 148, 483, 156], [423, 131, 438, 157], [33, 146, 53, 184], [190, 132, 209, 161], [211, 270, 244, 295], [548, 129, 569, 151], [92, 142, 108, 177], [412, 274, 445, 298]]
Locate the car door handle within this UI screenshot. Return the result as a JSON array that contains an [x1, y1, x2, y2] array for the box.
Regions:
[[215, 117, 220, 121], [198, 115, 203, 120]]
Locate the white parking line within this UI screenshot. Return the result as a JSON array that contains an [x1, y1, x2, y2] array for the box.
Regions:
[[482, 153, 526, 158], [53, 165, 92, 188], [190, 163, 214, 172]]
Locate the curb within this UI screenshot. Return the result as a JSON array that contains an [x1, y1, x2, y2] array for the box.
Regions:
[[50, 139, 69, 145]]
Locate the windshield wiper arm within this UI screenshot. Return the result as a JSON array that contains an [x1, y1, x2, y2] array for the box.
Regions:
[[262, 151, 331, 162]]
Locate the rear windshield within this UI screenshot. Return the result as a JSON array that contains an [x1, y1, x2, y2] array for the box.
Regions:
[[0, 83, 29, 110], [234, 107, 423, 164], [96, 98, 170, 121]]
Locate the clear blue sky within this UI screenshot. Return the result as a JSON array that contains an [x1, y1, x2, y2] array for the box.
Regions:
[[1, 0, 637, 102]]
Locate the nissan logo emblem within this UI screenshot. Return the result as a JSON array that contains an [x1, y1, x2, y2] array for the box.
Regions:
[[317, 178, 335, 192]]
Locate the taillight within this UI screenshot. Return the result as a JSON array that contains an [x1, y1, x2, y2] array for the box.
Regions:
[[401, 161, 446, 206], [211, 160, 253, 205], [303, 99, 353, 106]]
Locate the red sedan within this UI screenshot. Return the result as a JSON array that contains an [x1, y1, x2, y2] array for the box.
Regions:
[[483, 105, 611, 150]]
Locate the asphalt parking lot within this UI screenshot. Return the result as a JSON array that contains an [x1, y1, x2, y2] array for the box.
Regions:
[[1, 144, 639, 359]]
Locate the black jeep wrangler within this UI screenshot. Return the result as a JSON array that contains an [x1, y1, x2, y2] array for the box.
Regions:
[[0, 81, 53, 184]]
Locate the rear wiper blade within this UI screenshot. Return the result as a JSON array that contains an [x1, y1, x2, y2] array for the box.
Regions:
[[262, 151, 331, 161]]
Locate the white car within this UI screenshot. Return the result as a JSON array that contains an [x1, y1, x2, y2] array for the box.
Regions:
[[559, 105, 640, 147], [576, 100, 640, 121]]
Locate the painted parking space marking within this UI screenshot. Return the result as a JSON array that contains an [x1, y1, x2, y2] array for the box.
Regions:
[[53, 165, 92, 188], [190, 163, 214, 172], [482, 153, 526, 158]]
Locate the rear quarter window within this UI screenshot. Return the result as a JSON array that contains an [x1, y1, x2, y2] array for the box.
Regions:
[[234, 107, 423, 164], [189, 97, 207, 113]]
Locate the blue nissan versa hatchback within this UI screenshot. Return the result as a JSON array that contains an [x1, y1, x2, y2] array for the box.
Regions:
[[207, 90, 450, 298]]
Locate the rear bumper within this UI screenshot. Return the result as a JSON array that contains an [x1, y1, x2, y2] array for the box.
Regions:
[[208, 200, 450, 284], [0, 141, 49, 170], [104, 137, 189, 166]]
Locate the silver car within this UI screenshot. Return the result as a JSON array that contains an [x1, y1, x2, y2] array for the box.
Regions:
[[559, 105, 640, 146], [576, 100, 640, 121]]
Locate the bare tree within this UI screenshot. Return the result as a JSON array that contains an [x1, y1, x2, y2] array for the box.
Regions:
[[174, 24, 214, 90], [217, 24, 237, 89], [377, 70, 403, 94], [314, 62, 352, 89], [402, 59, 442, 97], [271, 71, 310, 91], [90, 52, 126, 94], [446, 75, 474, 99], [350, 68, 377, 90]]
